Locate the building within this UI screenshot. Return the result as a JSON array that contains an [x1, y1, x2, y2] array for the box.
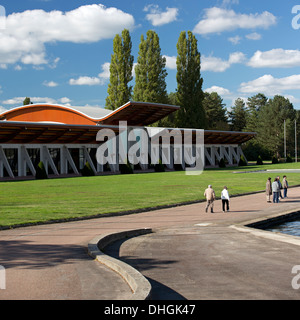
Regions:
[[0, 101, 255, 179]]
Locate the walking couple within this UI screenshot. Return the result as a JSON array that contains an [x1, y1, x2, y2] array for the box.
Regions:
[[204, 185, 230, 213]]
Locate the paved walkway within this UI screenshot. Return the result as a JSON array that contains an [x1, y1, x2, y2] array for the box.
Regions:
[[0, 186, 300, 300]]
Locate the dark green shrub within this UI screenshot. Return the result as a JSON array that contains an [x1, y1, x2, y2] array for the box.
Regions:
[[286, 155, 293, 163], [81, 161, 95, 176], [154, 160, 165, 172], [35, 161, 48, 179], [238, 155, 247, 166], [120, 162, 133, 174], [256, 155, 263, 165], [219, 157, 226, 168], [272, 156, 278, 164]]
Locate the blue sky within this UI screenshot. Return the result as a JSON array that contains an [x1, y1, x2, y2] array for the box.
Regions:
[[0, 0, 300, 112]]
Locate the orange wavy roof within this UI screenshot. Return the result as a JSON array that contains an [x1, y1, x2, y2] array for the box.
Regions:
[[0, 101, 180, 126]]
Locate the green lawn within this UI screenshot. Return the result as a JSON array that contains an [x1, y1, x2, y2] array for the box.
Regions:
[[1, 162, 299, 228]]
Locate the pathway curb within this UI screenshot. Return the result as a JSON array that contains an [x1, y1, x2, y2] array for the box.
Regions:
[[87, 228, 153, 300]]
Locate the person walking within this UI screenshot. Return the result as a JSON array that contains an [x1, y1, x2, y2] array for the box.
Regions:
[[266, 177, 272, 202], [204, 185, 216, 213], [272, 177, 280, 203], [221, 186, 230, 212], [282, 175, 289, 198], [277, 176, 283, 200]]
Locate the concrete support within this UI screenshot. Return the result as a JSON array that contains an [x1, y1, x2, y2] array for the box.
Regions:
[[40, 146, 59, 175], [0, 146, 14, 178], [0, 141, 248, 180], [18, 146, 36, 177]]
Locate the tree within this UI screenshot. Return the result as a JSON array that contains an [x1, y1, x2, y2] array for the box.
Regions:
[[242, 93, 269, 160], [245, 93, 268, 132], [106, 29, 134, 110], [256, 95, 295, 158], [175, 31, 205, 129], [229, 98, 247, 131], [133, 30, 168, 104], [156, 92, 177, 127], [202, 92, 228, 130], [23, 97, 32, 105]]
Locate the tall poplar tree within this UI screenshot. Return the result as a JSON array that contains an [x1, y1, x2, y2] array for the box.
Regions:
[[175, 31, 205, 129], [133, 30, 168, 104], [106, 29, 134, 110]]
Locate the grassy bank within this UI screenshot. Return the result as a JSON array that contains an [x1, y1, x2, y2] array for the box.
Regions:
[[0, 162, 299, 227]]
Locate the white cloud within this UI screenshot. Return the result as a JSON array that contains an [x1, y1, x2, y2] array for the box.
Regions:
[[59, 97, 71, 105], [163, 55, 177, 69], [202, 56, 230, 72], [248, 48, 300, 68], [98, 62, 110, 79], [202, 52, 246, 72], [43, 80, 58, 87], [144, 5, 178, 26], [0, 106, 6, 113], [228, 35, 242, 45], [3, 96, 56, 105], [193, 7, 277, 35], [0, 5, 135, 67], [239, 74, 300, 95], [2, 96, 72, 106], [246, 32, 262, 40], [205, 85, 232, 96], [69, 76, 102, 86], [228, 51, 246, 64], [69, 62, 110, 86]]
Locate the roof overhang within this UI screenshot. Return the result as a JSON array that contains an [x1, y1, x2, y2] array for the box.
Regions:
[[0, 121, 256, 145]]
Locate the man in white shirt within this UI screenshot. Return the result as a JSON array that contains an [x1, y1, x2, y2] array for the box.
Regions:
[[221, 186, 230, 213]]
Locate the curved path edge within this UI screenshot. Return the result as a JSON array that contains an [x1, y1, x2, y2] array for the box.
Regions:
[[87, 228, 153, 300], [230, 209, 300, 247]]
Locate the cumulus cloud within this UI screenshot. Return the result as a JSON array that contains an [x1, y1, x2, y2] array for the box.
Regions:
[[205, 85, 232, 96], [246, 32, 262, 40], [144, 5, 178, 26], [2, 96, 72, 106], [239, 74, 300, 95], [202, 52, 246, 72], [163, 55, 177, 69], [98, 62, 110, 79], [0, 4, 135, 66], [248, 48, 300, 68], [43, 80, 58, 87], [69, 62, 110, 86], [3, 96, 55, 105], [69, 76, 102, 86], [228, 35, 242, 45], [193, 7, 276, 35], [59, 97, 71, 105]]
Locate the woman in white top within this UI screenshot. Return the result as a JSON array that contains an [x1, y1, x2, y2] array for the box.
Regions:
[[221, 186, 230, 212]]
